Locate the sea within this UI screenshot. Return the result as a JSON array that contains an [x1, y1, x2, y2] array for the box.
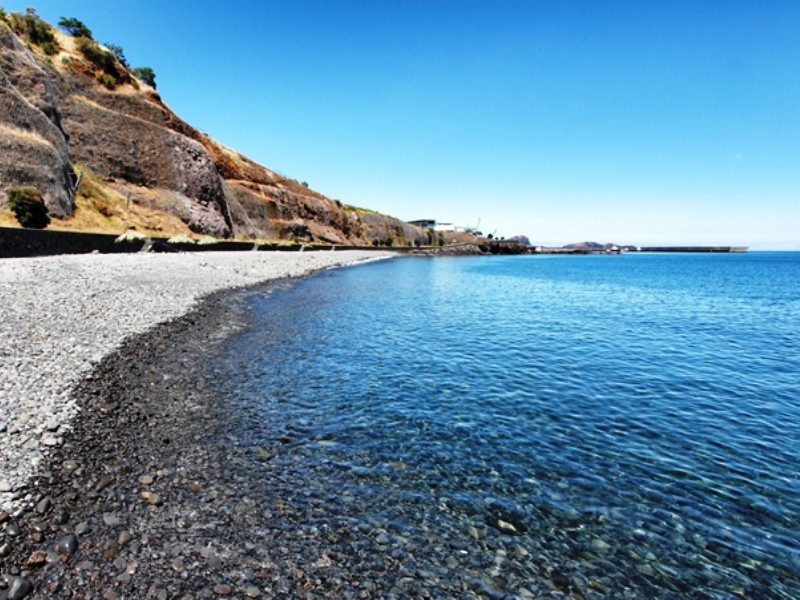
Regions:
[[211, 252, 799, 598]]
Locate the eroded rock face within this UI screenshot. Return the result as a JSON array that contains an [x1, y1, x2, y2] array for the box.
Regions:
[[0, 27, 74, 216], [60, 90, 232, 237]]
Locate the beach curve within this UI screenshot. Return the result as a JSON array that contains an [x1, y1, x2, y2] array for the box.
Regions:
[[0, 250, 393, 512]]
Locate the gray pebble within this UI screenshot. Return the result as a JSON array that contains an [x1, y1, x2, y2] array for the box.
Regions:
[[7, 576, 33, 600], [55, 533, 78, 556]]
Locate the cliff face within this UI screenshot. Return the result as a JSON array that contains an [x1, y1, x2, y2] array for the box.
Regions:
[[0, 14, 451, 246], [0, 25, 74, 216]]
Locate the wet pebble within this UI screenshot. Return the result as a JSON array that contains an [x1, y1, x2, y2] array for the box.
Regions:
[[34, 496, 51, 514], [7, 576, 33, 600], [55, 533, 78, 556]]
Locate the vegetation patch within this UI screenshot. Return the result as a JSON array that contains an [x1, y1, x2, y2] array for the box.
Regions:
[[8, 8, 59, 55], [132, 66, 156, 88], [7, 186, 51, 229], [75, 36, 120, 82], [98, 73, 117, 90], [342, 203, 379, 215], [57, 16, 92, 39]]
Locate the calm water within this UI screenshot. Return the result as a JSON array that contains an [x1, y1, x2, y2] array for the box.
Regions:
[[214, 252, 800, 598]]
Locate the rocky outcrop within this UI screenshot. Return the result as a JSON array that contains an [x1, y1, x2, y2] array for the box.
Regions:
[[0, 15, 476, 246], [0, 25, 74, 216]]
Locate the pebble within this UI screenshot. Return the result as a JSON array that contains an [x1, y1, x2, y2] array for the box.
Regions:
[[35, 496, 51, 514], [103, 513, 122, 527], [25, 549, 47, 566], [140, 491, 163, 506], [55, 534, 79, 556], [213, 583, 233, 595], [118, 530, 133, 545], [75, 521, 91, 535], [637, 562, 656, 576], [7, 577, 32, 600]]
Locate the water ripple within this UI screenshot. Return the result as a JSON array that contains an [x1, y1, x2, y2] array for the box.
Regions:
[[214, 253, 800, 598]]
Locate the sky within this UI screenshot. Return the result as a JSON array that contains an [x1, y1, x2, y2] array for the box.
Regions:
[[5, 1, 799, 248]]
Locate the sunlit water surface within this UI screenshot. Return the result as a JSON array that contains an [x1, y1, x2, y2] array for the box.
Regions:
[[213, 252, 799, 598]]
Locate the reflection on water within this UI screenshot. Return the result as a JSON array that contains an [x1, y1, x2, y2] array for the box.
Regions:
[[214, 253, 800, 598]]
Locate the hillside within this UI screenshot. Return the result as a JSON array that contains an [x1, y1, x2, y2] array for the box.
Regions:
[[0, 9, 472, 246]]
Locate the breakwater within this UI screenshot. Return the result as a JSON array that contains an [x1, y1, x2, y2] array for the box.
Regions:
[[639, 246, 748, 252]]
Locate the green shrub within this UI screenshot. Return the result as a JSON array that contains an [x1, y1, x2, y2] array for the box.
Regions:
[[10, 9, 59, 53], [76, 36, 118, 77], [40, 39, 58, 55], [104, 43, 128, 68], [99, 73, 116, 89], [57, 17, 92, 39], [132, 66, 156, 88], [7, 186, 50, 229]]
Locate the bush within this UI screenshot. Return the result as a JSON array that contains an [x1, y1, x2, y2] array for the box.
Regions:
[[7, 186, 50, 229], [76, 36, 118, 77], [57, 17, 92, 39], [132, 66, 156, 88], [99, 73, 117, 89], [104, 43, 128, 68], [40, 39, 58, 55], [10, 9, 59, 53]]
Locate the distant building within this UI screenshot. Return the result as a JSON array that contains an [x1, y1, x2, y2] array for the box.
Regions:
[[408, 219, 436, 229], [409, 219, 473, 233]]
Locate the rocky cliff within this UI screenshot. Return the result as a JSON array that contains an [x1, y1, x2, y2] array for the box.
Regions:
[[0, 11, 466, 246]]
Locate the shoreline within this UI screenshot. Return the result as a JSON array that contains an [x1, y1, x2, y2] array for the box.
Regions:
[[0, 251, 396, 598], [0, 262, 547, 599], [0, 251, 393, 512], [1, 282, 277, 597]]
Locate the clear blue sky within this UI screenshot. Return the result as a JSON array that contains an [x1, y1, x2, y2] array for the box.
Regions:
[[6, 1, 800, 248]]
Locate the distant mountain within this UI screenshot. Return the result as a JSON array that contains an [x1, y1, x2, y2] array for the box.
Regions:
[[506, 235, 531, 245], [564, 241, 606, 249]]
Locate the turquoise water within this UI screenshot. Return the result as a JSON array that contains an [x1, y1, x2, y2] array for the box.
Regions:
[[215, 253, 800, 598]]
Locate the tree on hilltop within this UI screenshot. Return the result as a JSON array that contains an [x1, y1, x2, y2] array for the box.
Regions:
[[104, 43, 128, 68], [58, 16, 92, 39], [132, 66, 156, 88]]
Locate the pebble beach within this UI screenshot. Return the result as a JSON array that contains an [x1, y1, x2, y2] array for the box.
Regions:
[[0, 250, 391, 598]]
